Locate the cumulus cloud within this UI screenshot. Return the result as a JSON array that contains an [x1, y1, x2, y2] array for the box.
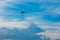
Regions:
[[25, 13, 60, 40], [0, 0, 60, 40], [36, 31, 60, 40]]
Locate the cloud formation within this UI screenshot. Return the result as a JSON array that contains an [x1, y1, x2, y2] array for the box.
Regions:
[[0, 0, 60, 40]]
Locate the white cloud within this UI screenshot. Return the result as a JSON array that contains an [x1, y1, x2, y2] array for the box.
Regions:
[[53, 8, 60, 14], [34, 21, 60, 33], [0, 16, 30, 29], [0, 0, 60, 30], [25, 15, 60, 39], [1, 22, 30, 29], [24, 13, 60, 30], [25, 12, 60, 40], [34, 21, 60, 29], [0, 0, 7, 7], [0, 21, 30, 29], [36, 31, 60, 40]]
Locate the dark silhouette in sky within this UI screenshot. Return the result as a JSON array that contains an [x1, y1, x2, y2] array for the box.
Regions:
[[20, 11, 25, 14]]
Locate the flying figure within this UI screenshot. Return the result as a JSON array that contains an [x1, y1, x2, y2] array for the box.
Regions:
[[20, 11, 25, 14]]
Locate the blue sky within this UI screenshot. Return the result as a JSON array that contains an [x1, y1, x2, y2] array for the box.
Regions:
[[0, 0, 60, 40]]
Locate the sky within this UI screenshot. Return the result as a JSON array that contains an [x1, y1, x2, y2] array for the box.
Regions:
[[0, 0, 60, 40]]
